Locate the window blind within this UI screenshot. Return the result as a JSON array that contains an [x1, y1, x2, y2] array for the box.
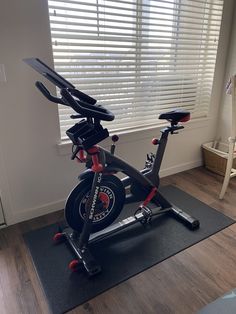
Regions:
[[47, 0, 224, 140]]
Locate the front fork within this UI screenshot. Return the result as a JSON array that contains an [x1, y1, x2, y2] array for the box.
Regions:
[[77, 147, 105, 248], [78, 171, 103, 248]]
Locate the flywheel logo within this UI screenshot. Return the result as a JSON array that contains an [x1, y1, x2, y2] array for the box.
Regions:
[[80, 185, 115, 222]]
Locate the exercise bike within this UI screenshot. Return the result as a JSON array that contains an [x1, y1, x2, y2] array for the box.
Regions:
[[24, 58, 200, 276]]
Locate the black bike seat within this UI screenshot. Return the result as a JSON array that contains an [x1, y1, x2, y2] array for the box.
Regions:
[[159, 109, 190, 123]]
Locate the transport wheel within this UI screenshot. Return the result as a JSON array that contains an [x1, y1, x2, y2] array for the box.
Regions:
[[68, 259, 80, 272], [53, 232, 64, 243], [65, 175, 126, 233]]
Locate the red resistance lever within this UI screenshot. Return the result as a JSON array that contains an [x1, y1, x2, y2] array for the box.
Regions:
[[87, 146, 104, 173]]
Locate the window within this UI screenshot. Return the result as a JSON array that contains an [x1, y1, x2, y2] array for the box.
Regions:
[[47, 0, 224, 140]]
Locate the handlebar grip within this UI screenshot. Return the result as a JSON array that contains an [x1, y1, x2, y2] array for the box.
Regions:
[[35, 81, 66, 105], [70, 114, 83, 119], [35, 81, 51, 98], [61, 88, 115, 121], [61, 88, 83, 113], [70, 89, 97, 105]]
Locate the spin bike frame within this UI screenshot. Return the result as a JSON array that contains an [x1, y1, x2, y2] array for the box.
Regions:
[[23, 57, 200, 276], [63, 123, 200, 276]]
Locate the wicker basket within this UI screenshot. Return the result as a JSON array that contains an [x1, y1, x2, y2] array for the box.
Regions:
[[202, 142, 236, 176]]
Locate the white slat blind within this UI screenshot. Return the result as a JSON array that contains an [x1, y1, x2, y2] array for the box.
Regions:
[[47, 0, 224, 140]]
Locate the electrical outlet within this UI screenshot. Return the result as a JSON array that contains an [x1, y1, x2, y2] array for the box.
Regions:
[[0, 64, 6, 82]]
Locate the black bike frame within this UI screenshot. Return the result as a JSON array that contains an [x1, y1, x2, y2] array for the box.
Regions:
[[77, 124, 185, 251], [120, 126, 173, 189], [25, 57, 200, 276], [104, 125, 182, 190], [80, 125, 178, 237]]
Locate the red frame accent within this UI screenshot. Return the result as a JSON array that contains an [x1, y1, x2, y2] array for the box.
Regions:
[[87, 146, 104, 172], [87, 146, 99, 154], [142, 187, 158, 207], [78, 150, 86, 162], [91, 154, 103, 172]]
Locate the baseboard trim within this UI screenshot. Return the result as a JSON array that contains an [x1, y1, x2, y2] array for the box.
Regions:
[[9, 160, 203, 225], [9, 199, 65, 225], [160, 160, 203, 178]]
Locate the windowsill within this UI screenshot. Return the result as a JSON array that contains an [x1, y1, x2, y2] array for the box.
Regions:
[[57, 116, 212, 156]]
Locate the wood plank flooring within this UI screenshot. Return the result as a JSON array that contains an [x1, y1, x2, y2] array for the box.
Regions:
[[0, 167, 236, 314]]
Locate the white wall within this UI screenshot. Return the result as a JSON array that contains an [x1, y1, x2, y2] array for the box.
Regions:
[[216, 4, 236, 143], [0, 0, 234, 225]]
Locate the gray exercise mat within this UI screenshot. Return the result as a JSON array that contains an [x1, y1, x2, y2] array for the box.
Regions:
[[24, 185, 234, 314]]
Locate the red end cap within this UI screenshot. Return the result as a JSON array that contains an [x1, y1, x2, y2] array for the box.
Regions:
[[179, 113, 190, 122], [152, 138, 159, 145]]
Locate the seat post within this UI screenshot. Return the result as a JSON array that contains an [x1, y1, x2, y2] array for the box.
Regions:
[[151, 128, 170, 176]]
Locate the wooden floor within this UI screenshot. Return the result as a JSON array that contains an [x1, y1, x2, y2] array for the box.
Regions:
[[0, 167, 236, 314]]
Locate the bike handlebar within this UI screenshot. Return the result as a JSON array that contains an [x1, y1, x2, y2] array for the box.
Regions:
[[35, 81, 65, 105], [70, 88, 97, 106], [61, 88, 115, 121], [35, 81, 115, 121], [25, 58, 115, 122]]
